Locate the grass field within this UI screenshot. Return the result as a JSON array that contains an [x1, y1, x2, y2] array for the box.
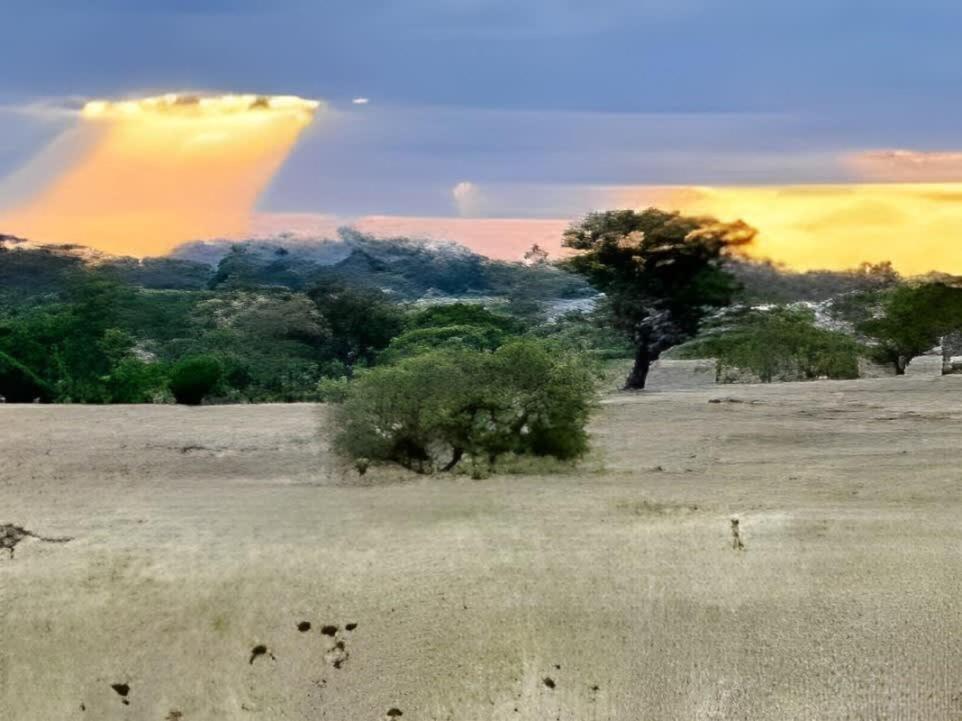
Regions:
[[3, 376, 962, 720]]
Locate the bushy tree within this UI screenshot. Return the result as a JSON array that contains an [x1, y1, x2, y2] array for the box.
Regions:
[[378, 324, 510, 364], [678, 306, 861, 382], [168, 355, 222, 405], [562, 209, 755, 389], [859, 282, 962, 373], [334, 341, 597, 473]]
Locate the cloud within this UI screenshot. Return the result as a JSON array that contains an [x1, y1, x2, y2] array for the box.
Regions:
[[352, 97, 370, 105], [845, 149, 962, 182], [256, 177, 962, 275], [451, 180, 484, 216]]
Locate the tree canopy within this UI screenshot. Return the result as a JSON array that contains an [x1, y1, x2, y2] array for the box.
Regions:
[[562, 208, 755, 388], [859, 282, 962, 373]]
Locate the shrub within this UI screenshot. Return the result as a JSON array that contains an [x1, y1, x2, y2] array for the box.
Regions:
[[103, 358, 169, 404], [168, 355, 223, 405], [315, 375, 351, 403], [333, 340, 597, 473]]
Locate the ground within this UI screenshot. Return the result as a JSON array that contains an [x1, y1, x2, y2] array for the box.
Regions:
[[2, 376, 962, 720]]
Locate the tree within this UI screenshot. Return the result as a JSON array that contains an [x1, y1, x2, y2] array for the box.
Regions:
[[334, 341, 597, 473], [307, 282, 404, 368], [678, 306, 861, 382], [561, 208, 755, 389], [168, 355, 223, 405], [378, 325, 510, 364], [859, 282, 962, 373]]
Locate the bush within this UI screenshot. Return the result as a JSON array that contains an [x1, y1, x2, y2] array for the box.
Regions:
[[333, 340, 597, 473], [168, 355, 223, 405], [104, 358, 169, 404], [315, 375, 351, 403], [0, 350, 51, 403], [378, 324, 510, 364], [677, 306, 861, 382]]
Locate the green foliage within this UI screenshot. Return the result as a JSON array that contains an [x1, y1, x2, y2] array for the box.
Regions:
[[0, 243, 85, 304], [168, 355, 223, 405], [561, 208, 755, 388], [0, 350, 51, 403], [308, 282, 405, 366], [858, 282, 962, 372], [677, 306, 861, 382], [315, 375, 351, 403], [407, 303, 524, 333], [378, 303, 527, 363], [379, 324, 510, 363], [334, 340, 597, 473], [103, 358, 169, 403], [0, 277, 144, 402]]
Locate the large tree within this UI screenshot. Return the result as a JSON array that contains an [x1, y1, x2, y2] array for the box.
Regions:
[[859, 282, 962, 373], [562, 208, 755, 389]]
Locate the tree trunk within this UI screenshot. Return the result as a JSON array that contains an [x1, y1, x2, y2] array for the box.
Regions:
[[625, 341, 651, 390], [442, 447, 464, 472]]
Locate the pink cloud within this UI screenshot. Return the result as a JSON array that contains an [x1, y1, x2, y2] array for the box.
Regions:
[[845, 149, 962, 182], [252, 212, 572, 261]]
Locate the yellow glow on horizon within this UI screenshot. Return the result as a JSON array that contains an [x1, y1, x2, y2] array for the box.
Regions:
[[1, 93, 320, 257], [614, 183, 962, 275]]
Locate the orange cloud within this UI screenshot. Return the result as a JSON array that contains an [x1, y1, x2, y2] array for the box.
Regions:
[[0, 94, 320, 256]]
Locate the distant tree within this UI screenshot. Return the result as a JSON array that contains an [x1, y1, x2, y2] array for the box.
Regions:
[[168, 355, 223, 405], [562, 209, 755, 389], [378, 324, 509, 364], [859, 282, 962, 373], [523, 244, 550, 266], [407, 303, 523, 333], [677, 306, 861, 382], [307, 282, 404, 368]]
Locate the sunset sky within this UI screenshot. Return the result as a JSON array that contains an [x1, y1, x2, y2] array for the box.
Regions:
[[3, 1, 962, 271]]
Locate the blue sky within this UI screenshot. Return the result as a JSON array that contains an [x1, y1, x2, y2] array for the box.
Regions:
[[3, 0, 962, 219]]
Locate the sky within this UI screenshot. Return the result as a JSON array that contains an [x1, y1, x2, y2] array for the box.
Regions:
[[3, 1, 962, 270]]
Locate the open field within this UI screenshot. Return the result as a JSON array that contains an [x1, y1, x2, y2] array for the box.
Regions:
[[3, 376, 962, 720]]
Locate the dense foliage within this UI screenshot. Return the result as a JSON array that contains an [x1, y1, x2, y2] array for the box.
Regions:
[[0, 236, 600, 404], [4, 221, 960, 411], [334, 341, 598, 473], [858, 282, 962, 373], [167, 356, 223, 405]]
